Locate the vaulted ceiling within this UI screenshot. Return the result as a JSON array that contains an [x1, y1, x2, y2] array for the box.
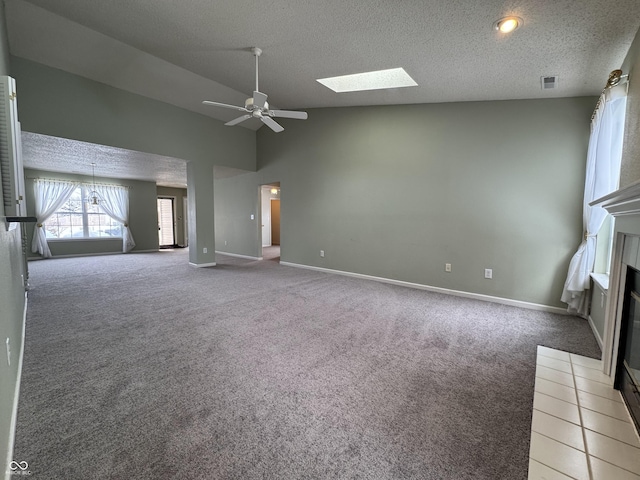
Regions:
[[5, 0, 640, 185]]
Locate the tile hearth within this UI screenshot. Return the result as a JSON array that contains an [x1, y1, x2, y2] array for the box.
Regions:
[[528, 346, 640, 480]]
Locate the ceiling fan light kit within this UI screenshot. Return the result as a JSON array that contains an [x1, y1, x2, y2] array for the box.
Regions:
[[202, 47, 308, 133]]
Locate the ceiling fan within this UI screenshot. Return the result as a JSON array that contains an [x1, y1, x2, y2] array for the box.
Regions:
[[202, 47, 308, 133]]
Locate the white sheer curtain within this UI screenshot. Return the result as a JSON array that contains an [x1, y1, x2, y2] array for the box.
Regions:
[[561, 85, 627, 316], [95, 184, 135, 252], [31, 179, 78, 258]]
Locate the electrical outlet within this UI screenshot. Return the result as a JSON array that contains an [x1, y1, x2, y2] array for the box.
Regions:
[[224, 241, 227, 246], [203, 247, 208, 254], [445, 263, 451, 272], [250, 214, 255, 220], [320, 250, 325, 258], [484, 268, 493, 279]]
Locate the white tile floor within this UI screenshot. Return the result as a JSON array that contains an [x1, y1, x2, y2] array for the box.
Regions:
[[528, 346, 640, 480]]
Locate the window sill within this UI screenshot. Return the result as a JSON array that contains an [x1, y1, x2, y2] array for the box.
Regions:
[[47, 237, 122, 242], [590, 272, 610, 292]]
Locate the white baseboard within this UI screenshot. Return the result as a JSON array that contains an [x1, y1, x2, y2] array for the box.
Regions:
[[189, 262, 217, 268], [5, 293, 27, 480], [280, 261, 570, 315], [215, 251, 263, 261], [28, 249, 159, 261], [588, 315, 604, 351], [28, 251, 121, 260]]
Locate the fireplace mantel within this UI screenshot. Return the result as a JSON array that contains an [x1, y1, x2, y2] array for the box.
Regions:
[[591, 179, 640, 381], [591, 180, 640, 216]]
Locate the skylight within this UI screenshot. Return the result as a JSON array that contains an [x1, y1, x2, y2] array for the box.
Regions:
[[317, 68, 418, 93]]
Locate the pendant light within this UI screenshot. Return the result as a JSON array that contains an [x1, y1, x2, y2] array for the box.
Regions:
[[87, 162, 100, 206]]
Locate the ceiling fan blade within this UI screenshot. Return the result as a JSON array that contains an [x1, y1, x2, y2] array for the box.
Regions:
[[225, 114, 252, 126], [253, 91, 268, 109], [202, 100, 248, 112], [261, 116, 284, 133], [269, 109, 308, 120]]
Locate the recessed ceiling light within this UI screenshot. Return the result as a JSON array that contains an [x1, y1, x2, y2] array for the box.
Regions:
[[494, 16, 523, 33], [317, 68, 418, 93]]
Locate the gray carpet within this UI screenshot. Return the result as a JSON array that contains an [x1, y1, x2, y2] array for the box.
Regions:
[[14, 249, 600, 479]]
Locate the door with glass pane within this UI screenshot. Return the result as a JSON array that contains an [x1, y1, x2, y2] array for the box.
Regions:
[[157, 197, 175, 247]]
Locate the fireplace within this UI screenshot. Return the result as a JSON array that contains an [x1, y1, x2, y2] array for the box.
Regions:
[[591, 180, 640, 436], [616, 266, 640, 431]]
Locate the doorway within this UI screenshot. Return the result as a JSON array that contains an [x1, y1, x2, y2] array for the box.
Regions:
[[260, 184, 280, 260], [157, 197, 175, 247]]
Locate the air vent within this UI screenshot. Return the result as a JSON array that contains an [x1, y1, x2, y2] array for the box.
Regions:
[[541, 75, 559, 90]]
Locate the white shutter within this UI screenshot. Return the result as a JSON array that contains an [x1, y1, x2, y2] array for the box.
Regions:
[[0, 76, 25, 217], [15, 122, 25, 216]]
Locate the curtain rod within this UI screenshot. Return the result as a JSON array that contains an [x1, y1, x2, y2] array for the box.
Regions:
[[27, 177, 130, 188], [591, 69, 629, 121]]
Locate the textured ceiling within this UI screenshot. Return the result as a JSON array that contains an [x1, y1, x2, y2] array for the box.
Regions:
[[21, 133, 189, 187], [6, 0, 640, 185], [21, 133, 249, 187], [7, 0, 640, 110]]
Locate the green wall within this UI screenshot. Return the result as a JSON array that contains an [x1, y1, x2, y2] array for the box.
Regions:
[[0, 3, 8, 75], [214, 172, 262, 257], [10, 57, 256, 171], [0, 4, 27, 477], [156, 186, 188, 247], [215, 98, 594, 309], [24, 169, 159, 258], [0, 221, 24, 480]]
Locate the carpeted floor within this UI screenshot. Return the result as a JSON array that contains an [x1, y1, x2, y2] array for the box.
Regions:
[[14, 249, 600, 479]]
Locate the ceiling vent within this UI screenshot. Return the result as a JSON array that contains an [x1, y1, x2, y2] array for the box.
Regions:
[[541, 75, 559, 90]]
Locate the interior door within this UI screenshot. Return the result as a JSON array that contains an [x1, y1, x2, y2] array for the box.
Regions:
[[271, 199, 280, 246], [157, 197, 175, 247]]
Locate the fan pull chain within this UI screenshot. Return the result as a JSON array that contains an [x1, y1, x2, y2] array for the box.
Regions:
[[255, 52, 259, 92]]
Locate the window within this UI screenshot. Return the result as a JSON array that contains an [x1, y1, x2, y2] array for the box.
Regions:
[[594, 214, 615, 275], [44, 186, 122, 239]]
